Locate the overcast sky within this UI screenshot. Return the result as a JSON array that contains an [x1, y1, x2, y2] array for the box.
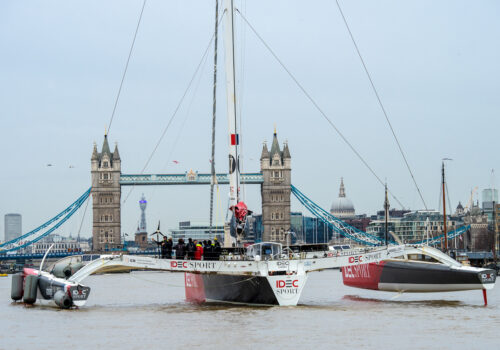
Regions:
[[1, 0, 499, 240]]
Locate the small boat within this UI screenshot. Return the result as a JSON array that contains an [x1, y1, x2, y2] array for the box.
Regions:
[[10, 267, 91, 309], [342, 245, 496, 293]]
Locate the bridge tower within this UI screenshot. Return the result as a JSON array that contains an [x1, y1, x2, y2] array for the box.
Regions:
[[91, 135, 121, 251], [260, 131, 291, 244]]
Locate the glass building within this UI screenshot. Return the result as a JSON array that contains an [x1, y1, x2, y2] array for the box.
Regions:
[[169, 220, 225, 242], [4, 213, 22, 242]]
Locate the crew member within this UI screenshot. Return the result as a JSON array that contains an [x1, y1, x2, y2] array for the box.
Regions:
[[174, 238, 187, 260], [213, 237, 222, 260], [152, 236, 170, 259], [204, 240, 213, 260], [194, 241, 203, 260], [186, 238, 196, 260]]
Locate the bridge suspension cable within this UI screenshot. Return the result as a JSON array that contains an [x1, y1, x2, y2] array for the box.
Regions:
[[412, 225, 470, 246], [291, 185, 386, 246], [235, 9, 405, 209], [291, 185, 468, 247], [0, 188, 91, 252]]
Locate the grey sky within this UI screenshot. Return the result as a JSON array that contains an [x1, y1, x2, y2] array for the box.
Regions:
[[1, 0, 499, 239]]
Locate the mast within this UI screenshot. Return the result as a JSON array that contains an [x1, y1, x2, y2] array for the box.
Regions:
[[384, 183, 390, 246], [223, 0, 240, 209], [442, 161, 448, 252], [209, 0, 219, 235]]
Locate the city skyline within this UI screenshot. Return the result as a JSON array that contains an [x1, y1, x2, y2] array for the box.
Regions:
[[1, 0, 500, 238]]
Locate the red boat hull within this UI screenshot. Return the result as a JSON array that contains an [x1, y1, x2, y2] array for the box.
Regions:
[[342, 260, 496, 292], [342, 262, 385, 290]]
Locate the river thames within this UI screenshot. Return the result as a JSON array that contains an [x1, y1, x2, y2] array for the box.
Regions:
[[1, 269, 498, 350]]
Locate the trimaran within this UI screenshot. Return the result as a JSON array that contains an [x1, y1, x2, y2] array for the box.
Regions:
[[10, 0, 495, 308]]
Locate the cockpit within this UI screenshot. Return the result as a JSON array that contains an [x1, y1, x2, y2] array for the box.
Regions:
[[246, 242, 282, 261]]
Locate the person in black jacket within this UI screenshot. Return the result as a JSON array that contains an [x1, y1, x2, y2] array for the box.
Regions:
[[204, 240, 213, 260], [152, 236, 171, 259], [186, 238, 196, 260], [164, 237, 173, 259], [174, 238, 187, 260], [213, 237, 222, 260]]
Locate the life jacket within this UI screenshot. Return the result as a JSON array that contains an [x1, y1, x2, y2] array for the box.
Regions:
[[194, 244, 203, 260]]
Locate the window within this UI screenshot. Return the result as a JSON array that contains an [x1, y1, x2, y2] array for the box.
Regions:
[[103, 161, 109, 168]]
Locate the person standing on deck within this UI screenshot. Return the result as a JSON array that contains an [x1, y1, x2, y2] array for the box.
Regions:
[[152, 236, 170, 259], [174, 238, 187, 260], [204, 240, 213, 260], [214, 237, 222, 260], [186, 238, 196, 260], [194, 241, 204, 260]]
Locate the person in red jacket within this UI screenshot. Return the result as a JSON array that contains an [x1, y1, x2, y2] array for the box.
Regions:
[[194, 241, 204, 260]]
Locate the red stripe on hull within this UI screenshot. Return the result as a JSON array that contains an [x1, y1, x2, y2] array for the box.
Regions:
[[23, 268, 38, 277], [185, 273, 206, 303], [342, 262, 385, 290]]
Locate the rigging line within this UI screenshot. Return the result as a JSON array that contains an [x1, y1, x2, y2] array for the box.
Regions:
[[107, 0, 147, 135], [76, 192, 91, 239], [438, 179, 443, 213], [148, 36, 212, 208], [123, 11, 226, 204], [334, 0, 428, 210], [445, 182, 452, 216], [235, 9, 405, 209]]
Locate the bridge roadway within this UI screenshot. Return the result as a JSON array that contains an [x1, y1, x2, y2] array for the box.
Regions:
[[119, 172, 264, 186]]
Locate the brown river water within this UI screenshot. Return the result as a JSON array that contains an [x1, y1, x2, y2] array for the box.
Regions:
[[0, 269, 498, 350]]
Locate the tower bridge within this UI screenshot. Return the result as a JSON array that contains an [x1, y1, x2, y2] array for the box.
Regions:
[[0, 133, 470, 255], [91, 132, 291, 251]]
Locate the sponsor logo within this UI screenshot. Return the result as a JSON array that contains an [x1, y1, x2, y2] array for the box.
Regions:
[[170, 261, 188, 268], [170, 261, 218, 270], [71, 287, 90, 300], [363, 253, 382, 262], [481, 273, 496, 282], [276, 279, 299, 288], [276, 261, 289, 268], [343, 264, 371, 279], [348, 256, 363, 264], [275, 279, 299, 295]]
